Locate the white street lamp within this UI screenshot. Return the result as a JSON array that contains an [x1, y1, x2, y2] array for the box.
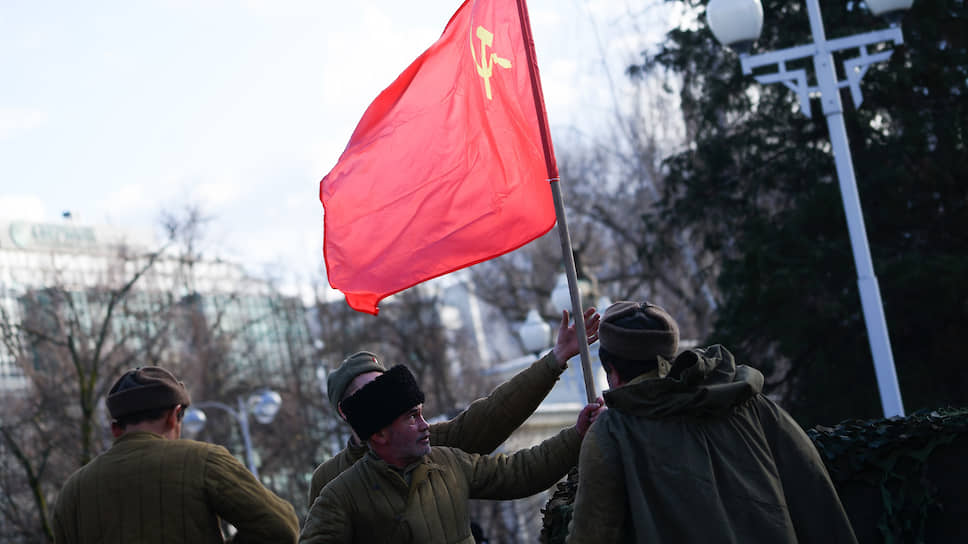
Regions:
[[550, 273, 592, 314], [708, 0, 910, 417], [550, 274, 571, 313], [181, 407, 208, 435], [867, 0, 914, 18], [183, 389, 283, 478], [518, 308, 552, 356], [250, 390, 282, 425], [707, 0, 763, 53]]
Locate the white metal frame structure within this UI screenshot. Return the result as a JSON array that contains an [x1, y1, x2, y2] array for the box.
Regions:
[[711, 0, 908, 417]]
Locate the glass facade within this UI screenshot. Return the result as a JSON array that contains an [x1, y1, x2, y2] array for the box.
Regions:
[[0, 219, 314, 391]]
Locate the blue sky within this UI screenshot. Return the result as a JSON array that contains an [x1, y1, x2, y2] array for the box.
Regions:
[[0, 0, 679, 290]]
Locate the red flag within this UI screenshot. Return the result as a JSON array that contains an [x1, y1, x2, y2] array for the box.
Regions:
[[320, 0, 557, 314]]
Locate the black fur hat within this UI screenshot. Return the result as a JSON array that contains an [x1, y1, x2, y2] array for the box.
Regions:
[[340, 364, 425, 441]]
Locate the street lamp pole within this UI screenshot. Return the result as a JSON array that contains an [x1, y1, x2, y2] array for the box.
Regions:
[[183, 390, 282, 479], [192, 399, 259, 477], [708, 0, 911, 417]]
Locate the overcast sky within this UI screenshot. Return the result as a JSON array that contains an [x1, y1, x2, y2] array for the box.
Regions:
[[0, 0, 681, 292]]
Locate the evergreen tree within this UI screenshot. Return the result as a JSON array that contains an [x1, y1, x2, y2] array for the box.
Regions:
[[634, 0, 967, 424]]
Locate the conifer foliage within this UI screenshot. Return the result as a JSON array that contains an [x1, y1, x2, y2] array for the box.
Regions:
[[633, 0, 968, 424]]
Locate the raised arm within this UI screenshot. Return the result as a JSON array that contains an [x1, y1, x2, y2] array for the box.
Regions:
[[308, 309, 599, 505], [459, 401, 603, 500], [431, 308, 599, 454], [553, 307, 600, 367]]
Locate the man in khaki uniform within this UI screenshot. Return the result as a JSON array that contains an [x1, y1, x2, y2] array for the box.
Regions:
[[299, 364, 603, 543], [308, 308, 600, 504], [52, 366, 299, 544], [566, 301, 857, 544]]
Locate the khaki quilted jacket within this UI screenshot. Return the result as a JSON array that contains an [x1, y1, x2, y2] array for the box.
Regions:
[[300, 426, 581, 544], [307, 352, 565, 504], [53, 432, 298, 544]]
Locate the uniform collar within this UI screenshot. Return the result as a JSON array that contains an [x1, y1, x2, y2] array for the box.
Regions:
[[114, 430, 165, 444]]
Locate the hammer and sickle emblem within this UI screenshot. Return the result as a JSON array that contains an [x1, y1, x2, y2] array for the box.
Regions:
[[473, 26, 512, 100]]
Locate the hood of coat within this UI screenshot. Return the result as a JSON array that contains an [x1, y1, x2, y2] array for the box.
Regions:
[[603, 344, 764, 418]]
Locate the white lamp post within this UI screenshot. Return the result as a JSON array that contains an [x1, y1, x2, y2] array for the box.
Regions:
[[183, 389, 282, 478], [707, 0, 910, 417]]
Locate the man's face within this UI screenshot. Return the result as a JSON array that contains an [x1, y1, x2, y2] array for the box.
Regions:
[[604, 366, 621, 389], [383, 404, 431, 465]]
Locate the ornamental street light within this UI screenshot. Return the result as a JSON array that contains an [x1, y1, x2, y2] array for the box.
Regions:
[[550, 273, 595, 315], [183, 389, 282, 479], [518, 308, 552, 356], [519, 278, 612, 401], [707, 0, 912, 417], [516, 296, 609, 405]]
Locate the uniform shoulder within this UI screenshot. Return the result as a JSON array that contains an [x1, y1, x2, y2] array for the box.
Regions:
[[158, 437, 238, 467], [322, 452, 373, 492], [594, 403, 628, 427], [314, 454, 380, 515], [586, 405, 650, 442], [426, 445, 469, 463], [154, 437, 225, 455], [59, 462, 87, 495]]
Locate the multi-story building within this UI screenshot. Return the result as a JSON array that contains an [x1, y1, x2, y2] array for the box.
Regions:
[[0, 217, 328, 541], [0, 218, 316, 393]]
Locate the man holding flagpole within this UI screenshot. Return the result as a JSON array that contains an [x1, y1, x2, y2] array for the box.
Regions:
[[300, 364, 603, 543], [565, 301, 856, 543], [316, 0, 608, 523], [309, 307, 600, 505]]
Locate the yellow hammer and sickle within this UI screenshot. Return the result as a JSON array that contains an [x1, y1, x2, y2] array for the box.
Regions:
[[473, 26, 512, 100]]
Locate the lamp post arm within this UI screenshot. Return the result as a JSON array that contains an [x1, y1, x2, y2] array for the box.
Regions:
[[191, 400, 240, 421], [739, 0, 903, 114], [825, 26, 904, 52], [189, 399, 260, 478], [740, 42, 818, 74], [740, 27, 901, 75]]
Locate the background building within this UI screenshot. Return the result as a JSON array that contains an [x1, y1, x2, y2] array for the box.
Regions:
[[0, 217, 327, 542], [0, 217, 316, 390]]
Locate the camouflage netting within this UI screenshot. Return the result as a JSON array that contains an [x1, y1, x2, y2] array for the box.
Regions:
[[808, 407, 968, 544], [539, 467, 579, 544]]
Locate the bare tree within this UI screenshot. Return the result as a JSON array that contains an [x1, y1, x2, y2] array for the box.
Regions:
[[0, 243, 174, 541], [0, 207, 336, 542], [313, 283, 488, 423], [470, 67, 717, 343]]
